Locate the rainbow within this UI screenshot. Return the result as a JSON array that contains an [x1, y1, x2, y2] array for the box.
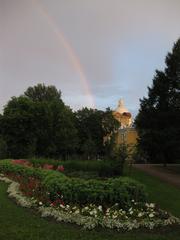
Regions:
[[32, 0, 95, 108]]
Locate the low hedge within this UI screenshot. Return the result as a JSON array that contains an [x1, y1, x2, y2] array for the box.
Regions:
[[0, 159, 65, 180], [43, 177, 147, 208], [0, 160, 147, 208], [29, 158, 123, 177]]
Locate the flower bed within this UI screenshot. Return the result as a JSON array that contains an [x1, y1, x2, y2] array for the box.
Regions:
[[0, 160, 147, 208], [0, 173, 179, 231]]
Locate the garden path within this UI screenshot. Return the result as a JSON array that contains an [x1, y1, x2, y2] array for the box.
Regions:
[[133, 164, 180, 189]]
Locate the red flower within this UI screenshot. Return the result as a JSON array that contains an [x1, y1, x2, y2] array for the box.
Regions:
[[12, 159, 31, 167], [57, 165, 64, 172], [43, 164, 54, 170]]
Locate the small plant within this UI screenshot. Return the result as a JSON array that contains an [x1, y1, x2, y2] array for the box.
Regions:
[[110, 143, 129, 176]]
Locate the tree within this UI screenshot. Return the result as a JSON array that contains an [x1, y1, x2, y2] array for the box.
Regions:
[[24, 84, 79, 158], [74, 108, 104, 159], [102, 108, 120, 158], [74, 107, 120, 159], [1, 97, 37, 158], [0, 84, 79, 159], [24, 83, 62, 102], [102, 107, 120, 136], [135, 39, 180, 165]]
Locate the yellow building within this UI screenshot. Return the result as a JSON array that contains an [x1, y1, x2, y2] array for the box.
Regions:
[[113, 99, 138, 148]]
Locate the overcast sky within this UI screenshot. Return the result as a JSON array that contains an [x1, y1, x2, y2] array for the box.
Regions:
[[0, 0, 180, 116]]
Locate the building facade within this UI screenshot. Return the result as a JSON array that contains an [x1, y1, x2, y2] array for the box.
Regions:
[[113, 99, 138, 147]]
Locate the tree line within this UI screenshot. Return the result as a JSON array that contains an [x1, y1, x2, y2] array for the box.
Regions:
[[0, 38, 179, 164], [0, 84, 120, 159]]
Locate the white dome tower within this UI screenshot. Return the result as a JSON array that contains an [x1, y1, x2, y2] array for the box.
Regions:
[[115, 99, 128, 114], [113, 99, 132, 128]]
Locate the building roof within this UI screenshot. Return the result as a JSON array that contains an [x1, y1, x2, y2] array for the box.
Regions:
[[115, 99, 129, 114]]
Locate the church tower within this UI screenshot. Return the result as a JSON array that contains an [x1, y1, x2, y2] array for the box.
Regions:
[[113, 99, 132, 128], [113, 99, 138, 147]]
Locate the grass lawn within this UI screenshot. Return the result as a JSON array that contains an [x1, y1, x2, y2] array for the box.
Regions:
[[126, 166, 180, 218], [0, 180, 180, 239]]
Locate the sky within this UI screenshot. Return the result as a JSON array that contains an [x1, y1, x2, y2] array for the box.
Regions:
[[0, 0, 180, 116]]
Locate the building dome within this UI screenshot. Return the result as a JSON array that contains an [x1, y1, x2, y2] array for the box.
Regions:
[[113, 99, 132, 128], [115, 99, 128, 114]]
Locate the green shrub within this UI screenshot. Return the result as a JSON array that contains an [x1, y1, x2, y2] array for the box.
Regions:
[[0, 160, 65, 180], [110, 144, 129, 176], [0, 160, 147, 208], [29, 158, 124, 177], [42, 176, 147, 208]]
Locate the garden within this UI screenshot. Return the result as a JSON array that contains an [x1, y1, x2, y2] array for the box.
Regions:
[[0, 158, 179, 234]]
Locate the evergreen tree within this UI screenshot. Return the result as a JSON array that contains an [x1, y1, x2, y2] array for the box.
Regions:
[[135, 39, 180, 165]]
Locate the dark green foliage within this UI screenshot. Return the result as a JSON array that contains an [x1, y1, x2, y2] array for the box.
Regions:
[[74, 107, 120, 159], [0, 160, 147, 208], [43, 176, 147, 208], [102, 107, 120, 136], [74, 108, 104, 159], [110, 144, 129, 176], [0, 84, 78, 159], [135, 39, 180, 164], [29, 158, 125, 177], [1, 97, 37, 158], [0, 160, 65, 180], [0, 83, 119, 160], [0, 136, 7, 159], [24, 84, 62, 102]]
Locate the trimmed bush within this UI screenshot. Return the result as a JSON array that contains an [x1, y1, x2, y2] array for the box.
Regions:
[[0, 160, 147, 208], [0, 159, 65, 180], [29, 158, 123, 177]]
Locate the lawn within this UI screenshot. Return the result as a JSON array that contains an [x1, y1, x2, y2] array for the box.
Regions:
[[126, 166, 180, 218], [0, 173, 180, 239]]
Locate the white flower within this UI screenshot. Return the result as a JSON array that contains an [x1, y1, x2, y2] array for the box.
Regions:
[[145, 203, 150, 208], [150, 203, 155, 208], [138, 212, 143, 217], [130, 211, 133, 215], [60, 204, 65, 208], [98, 205, 102, 211], [149, 213, 154, 218], [39, 201, 43, 206], [65, 204, 70, 209], [75, 209, 80, 214]]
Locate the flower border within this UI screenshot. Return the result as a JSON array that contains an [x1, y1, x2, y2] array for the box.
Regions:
[[0, 174, 179, 231]]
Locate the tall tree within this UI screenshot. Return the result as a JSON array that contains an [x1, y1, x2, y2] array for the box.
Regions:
[[135, 39, 180, 165], [0, 84, 78, 159], [1, 96, 37, 158], [75, 107, 120, 159], [24, 83, 62, 102], [75, 108, 104, 158]]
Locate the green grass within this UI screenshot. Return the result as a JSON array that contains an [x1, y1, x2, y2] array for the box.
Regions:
[[0, 182, 180, 240], [126, 166, 180, 217]]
